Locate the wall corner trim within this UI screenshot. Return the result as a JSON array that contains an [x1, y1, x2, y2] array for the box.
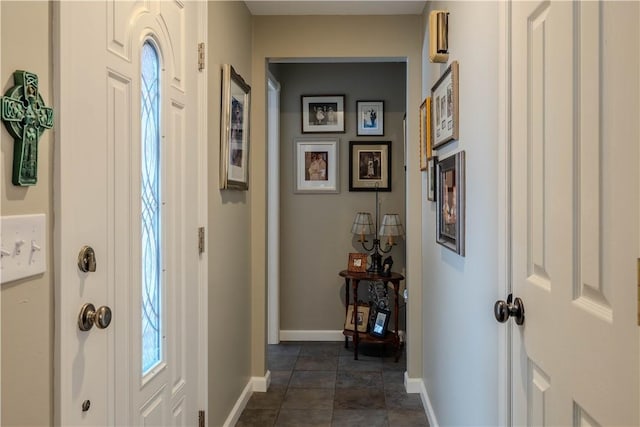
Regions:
[[404, 372, 439, 427], [221, 372, 271, 427]]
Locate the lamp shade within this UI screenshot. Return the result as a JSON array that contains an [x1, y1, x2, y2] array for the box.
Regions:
[[379, 214, 404, 238], [351, 212, 374, 237]]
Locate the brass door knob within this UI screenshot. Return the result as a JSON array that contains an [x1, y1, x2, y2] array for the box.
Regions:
[[78, 303, 112, 331]]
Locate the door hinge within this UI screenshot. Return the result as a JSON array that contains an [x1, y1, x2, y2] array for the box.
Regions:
[[198, 410, 205, 427], [198, 226, 205, 254], [198, 42, 205, 71]]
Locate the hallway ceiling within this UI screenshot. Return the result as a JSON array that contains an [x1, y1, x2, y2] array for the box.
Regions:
[[244, 1, 427, 15]]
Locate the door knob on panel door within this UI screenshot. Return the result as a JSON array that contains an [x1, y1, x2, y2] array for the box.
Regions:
[[77, 245, 97, 272], [78, 303, 112, 331], [494, 293, 525, 325]]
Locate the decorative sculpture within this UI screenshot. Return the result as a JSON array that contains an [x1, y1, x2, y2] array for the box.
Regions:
[[1, 70, 54, 186], [381, 256, 394, 277]]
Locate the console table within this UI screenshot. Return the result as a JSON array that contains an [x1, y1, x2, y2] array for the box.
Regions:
[[338, 270, 404, 361]]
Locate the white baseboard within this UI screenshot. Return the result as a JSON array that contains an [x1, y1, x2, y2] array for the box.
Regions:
[[252, 370, 271, 392], [404, 372, 439, 427], [222, 372, 272, 427], [222, 380, 252, 427], [279, 330, 344, 341]]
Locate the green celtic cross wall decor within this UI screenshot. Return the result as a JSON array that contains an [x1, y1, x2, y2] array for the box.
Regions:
[[1, 70, 54, 186]]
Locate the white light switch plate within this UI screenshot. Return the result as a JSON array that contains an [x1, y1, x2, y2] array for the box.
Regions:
[[1, 214, 46, 284]]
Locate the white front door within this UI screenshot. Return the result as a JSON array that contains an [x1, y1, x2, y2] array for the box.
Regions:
[[54, 1, 202, 425], [509, 1, 639, 425]]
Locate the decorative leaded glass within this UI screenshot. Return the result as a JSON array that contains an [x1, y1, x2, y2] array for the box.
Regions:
[[141, 41, 162, 375]]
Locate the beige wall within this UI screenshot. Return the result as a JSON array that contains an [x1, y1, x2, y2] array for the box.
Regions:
[[277, 62, 407, 332], [252, 15, 423, 378], [420, 2, 500, 425], [1, 1, 53, 425], [207, 2, 254, 426]]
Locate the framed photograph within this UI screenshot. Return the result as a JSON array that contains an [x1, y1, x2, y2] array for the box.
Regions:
[[294, 138, 339, 193], [357, 100, 384, 136], [348, 253, 368, 273], [436, 151, 465, 256], [345, 304, 370, 333], [301, 95, 345, 133], [348, 141, 391, 192], [427, 156, 437, 202], [370, 308, 391, 338], [220, 64, 251, 190], [431, 60, 459, 149], [419, 99, 428, 171]]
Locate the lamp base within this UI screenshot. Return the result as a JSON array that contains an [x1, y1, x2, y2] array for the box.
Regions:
[[367, 252, 383, 275]]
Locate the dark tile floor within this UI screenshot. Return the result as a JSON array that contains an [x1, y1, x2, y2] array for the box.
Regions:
[[236, 341, 429, 427]]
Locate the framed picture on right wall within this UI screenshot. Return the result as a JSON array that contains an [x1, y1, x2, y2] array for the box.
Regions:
[[431, 60, 459, 149], [436, 151, 465, 256]]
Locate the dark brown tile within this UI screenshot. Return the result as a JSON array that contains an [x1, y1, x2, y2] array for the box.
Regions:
[[236, 408, 278, 427], [331, 409, 389, 426], [300, 342, 342, 357], [245, 387, 286, 409], [270, 370, 292, 387], [387, 409, 429, 426], [335, 370, 383, 389], [269, 343, 302, 357], [333, 387, 386, 410], [295, 356, 339, 371], [281, 387, 335, 410], [269, 355, 298, 371], [338, 355, 383, 372], [275, 409, 333, 426], [383, 370, 405, 386], [289, 370, 336, 388], [384, 390, 424, 411]]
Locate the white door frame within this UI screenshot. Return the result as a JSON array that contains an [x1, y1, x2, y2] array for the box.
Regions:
[[497, 1, 512, 426], [267, 70, 281, 345], [196, 0, 209, 416]]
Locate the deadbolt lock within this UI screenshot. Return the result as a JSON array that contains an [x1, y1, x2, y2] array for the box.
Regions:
[[78, 303, 112, 331], [78, 246, 97, 272]]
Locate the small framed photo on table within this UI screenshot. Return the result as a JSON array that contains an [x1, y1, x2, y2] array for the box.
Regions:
[[357, 100, 384, 136], [345, 304, 370, 333], [370, 308, 391, 338], [348, 253, 368, 272]]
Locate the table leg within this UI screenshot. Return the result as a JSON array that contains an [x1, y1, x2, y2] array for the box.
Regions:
[[344, 278, 350, 349], [392, 280, 400, 362], [353, 279, 359, 360]]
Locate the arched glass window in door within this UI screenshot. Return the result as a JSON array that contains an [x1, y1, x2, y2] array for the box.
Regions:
[[141, 40, 162, 375]]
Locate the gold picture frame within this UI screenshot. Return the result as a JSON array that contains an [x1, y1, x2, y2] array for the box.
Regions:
[[348, 253, 368, 272], [344, 304, 370, 333]]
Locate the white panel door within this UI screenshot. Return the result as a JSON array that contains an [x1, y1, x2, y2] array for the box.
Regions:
[[509, 1, 639, 426], [55, 1, 202, 425]]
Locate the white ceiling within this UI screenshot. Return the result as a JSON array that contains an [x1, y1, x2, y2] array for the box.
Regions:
[[244, 1, 427, 16]]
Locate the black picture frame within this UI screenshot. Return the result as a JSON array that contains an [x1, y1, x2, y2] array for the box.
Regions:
[[301, 95, 345, 133], [370, 308, 391, 338], [356, 100, 384, 136], [348, 141, 391, 192], [436, 151, 465, 256]]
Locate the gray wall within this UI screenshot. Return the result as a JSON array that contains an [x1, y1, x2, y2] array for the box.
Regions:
[[207, 2, 254, 426], [420, 2, 500, 425], [1, 2, 53, 425], [278, 62, 407, 333]]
